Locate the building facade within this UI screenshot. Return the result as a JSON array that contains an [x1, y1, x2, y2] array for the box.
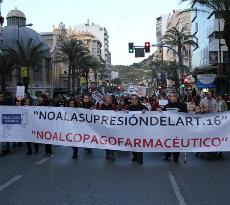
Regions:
[[156, 14, 170, 61], [191, 4, 230, 93], [1, 8, 51, 96], [166, 10, 192, 70], [41, 23, 105, 94], [74, 21, 111, 67]]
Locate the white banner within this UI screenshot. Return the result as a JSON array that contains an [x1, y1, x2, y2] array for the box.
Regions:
[[0, 106, 230, 152]]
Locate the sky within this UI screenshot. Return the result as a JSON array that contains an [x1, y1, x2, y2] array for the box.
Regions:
[[0, 0, 188, 66]]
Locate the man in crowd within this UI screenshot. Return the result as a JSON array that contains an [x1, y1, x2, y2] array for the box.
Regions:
[[200, 91, 218, 113], [163, 92, 188, 162], [97, 94, 117, 161], [128, 94, 148, 164]]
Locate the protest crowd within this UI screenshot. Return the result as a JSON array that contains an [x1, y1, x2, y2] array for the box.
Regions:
[[0, 88, 229, 164]]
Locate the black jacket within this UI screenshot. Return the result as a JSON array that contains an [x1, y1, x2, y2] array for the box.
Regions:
[[163, 102, 188, 113], [81, 102, 93, 109], [99, 103, 115, 111], [128, 103, 148, 111]]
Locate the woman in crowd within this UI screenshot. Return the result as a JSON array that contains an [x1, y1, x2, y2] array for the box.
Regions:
[[217, 96, 228, 112], [69, 98, 80, 159], [12, 97, 24, 147], [151, 97, 160, 111], [38, 94, 53, 157], [80, 94, 94, 154], [118, 97, 129, 111], [142, 97, 151, 111], [24, 97, 39, 155], [187, 96, 196, 113]]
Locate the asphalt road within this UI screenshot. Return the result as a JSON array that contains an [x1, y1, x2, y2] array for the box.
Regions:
[[1, 145, 230, 205]]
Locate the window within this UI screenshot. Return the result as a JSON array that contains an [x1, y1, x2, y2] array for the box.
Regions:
[[33, 64, 42, 81], [192, 9, 197, 23], [193, 37, 199, 51], [193, 22, 198, 35], [209, 31, 224, 39]]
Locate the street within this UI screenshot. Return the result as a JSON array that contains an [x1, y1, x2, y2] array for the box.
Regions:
[[1, 146, 230, 205]]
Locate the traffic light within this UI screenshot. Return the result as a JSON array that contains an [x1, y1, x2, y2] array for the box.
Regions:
[[184, 78, 188, 84], [128, 42, 134, 53], [180, 84, 185, 88], [144, 42, 151, 53]]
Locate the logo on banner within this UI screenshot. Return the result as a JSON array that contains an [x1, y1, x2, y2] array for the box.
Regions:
[[2, 114, 22, 124]]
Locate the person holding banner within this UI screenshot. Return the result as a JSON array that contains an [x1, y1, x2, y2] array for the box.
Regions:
[[24, 97, 39, 155], [128, 94, 148, 164], [199, 92, 222, 159], [200, 91, 218, 113], [118, 98, 129, 111], [150, 97, 160, 111], [38, 94, 53, 157], [0, 92, 11, 157], [97, 94, 116, 161], [12, 97, 24, 148], [163, 92, 188, 162], [81, 94, 94, 154], [69, 98, 80, 159]]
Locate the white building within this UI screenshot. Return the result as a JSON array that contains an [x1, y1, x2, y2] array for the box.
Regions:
[[192, 8, 228, 69], [74, 21, 111, 67], [156, 14, 170, 60], [156, 14, 170, 45], [166, 10, 192, 70]]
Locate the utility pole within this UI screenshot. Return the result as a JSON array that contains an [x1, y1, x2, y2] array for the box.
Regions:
[[218, 7, 224, 95]]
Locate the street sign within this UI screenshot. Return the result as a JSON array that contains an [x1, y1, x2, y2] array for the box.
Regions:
[[21, 67, 27, 78], [135, 48, 145, 58]]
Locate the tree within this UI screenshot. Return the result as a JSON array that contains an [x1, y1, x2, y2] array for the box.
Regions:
[[56, 36, 89, 93], [181, 0, 230, 57], [0, 50, 17, 92], [162, 26, 198, 80], [78, 55, 100, 92], [5, 38, 49, 93], [111, 78, 122, 85]]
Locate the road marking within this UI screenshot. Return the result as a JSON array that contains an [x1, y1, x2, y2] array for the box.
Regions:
[[0, 175, 22, 192], [36, 157, 50, 165], [168, 171, 187, 205]]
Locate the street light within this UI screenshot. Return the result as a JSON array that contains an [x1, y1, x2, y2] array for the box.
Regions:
[[17, 23, 33, 83]]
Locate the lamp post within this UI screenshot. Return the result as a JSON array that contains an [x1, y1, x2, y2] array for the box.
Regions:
[[17, 23, 33, 83]]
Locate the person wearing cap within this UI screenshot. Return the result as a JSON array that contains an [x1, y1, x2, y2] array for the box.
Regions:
[[163, 92, 187, 162]]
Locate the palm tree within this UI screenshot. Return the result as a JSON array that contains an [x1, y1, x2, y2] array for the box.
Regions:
[[163, 26, 198, 80], [88, 57, 101, 87], [56, 36, 89, 93], [78, 54, 99, 92], [5, 38, 49, 93], [0, 50, 17, 92], [181, 0, 230, 57]]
